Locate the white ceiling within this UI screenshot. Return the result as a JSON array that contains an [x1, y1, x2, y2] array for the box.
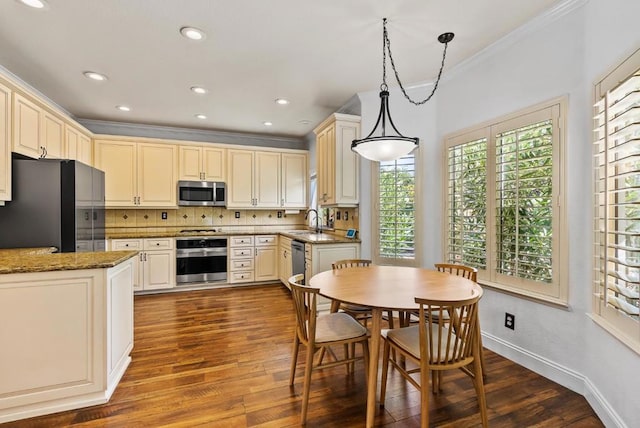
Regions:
[[0, 0, 563, 140]]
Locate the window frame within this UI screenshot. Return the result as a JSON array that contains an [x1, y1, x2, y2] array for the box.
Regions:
[[371, 147, 422, 267], [443, 97, 568, 305], [592, 47, 640, 354]]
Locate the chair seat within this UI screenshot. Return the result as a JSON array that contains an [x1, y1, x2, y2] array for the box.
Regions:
[[315, 312, 369, 343], [383, 324, 455, 363], [341, 303, 372, 313]]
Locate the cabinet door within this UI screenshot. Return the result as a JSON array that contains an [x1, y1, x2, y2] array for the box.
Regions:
[[202, 146, 226, 181], [0, 83, 10, 202], [41, 110, 64, 159], [255, 246, 278, 281], [94, 140, 137, 207], [78, 134, 93, 166], [143, 250, 175, 290], [227, 149, 254, 208], [65, 125, 79, 161], [279, 243, 293, 286], [317, 125, 336, 205], [12, 93, 41, 159], [281, 152, 307, 208], [254, 151, 281, 207], [138, 143, 177, 207], [178, 145, 202, 180], [335, 120, 359, 204]]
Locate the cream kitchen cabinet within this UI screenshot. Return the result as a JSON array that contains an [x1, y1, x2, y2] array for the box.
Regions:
[[314, 113, 360, 206], [0, 82, 10, 202], [278, 235, 293, 285], [94, 139, 177, 208], [178, 145, 226, 181], [227, 149, 307, 209], [255, 235, 278, 281], [305, 241, 360, 311], [229, 235, 255, 283], [110, 238, 175, 291], [65, 125, 93, 166], [12, 93, 64, 160]]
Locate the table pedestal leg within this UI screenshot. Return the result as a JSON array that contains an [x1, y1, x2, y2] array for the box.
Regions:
[[366, 307, 382, 428]]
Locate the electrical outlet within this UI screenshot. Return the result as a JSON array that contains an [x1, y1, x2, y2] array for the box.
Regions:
[[235, 211, 240, 219], [505, 313, 515, 330], [161, 211, 167, 220], [277, 211, 282, 218]]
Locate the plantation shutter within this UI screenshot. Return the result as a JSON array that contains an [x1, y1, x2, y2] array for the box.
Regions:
[[378, 154, 416, 261], [446, 137, 488, 270], [593, 60, 640, 339]]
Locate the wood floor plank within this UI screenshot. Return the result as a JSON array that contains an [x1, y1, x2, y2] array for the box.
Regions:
[[2, 284, 603, 427]]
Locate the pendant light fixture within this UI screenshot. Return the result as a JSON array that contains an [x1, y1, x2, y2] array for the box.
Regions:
[[351, 18, 454, 162]]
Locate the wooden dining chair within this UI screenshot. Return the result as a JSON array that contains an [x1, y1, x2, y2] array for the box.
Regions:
[[288, 274, 370, 425], [380, 294, 488, 428], [331, 259, 395, 329], [433, 263, 486, 380]]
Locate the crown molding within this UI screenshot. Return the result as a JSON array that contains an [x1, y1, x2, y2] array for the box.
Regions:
[[78, 119, 306, 150]]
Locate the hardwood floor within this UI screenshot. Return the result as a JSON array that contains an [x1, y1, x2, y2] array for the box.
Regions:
[[4, 284, 603, 427]]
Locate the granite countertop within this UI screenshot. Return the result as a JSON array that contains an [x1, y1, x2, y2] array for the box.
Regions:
[[0, 247, 58, 257], [0, 250, 139, 274], [107, 229, 361, 244]]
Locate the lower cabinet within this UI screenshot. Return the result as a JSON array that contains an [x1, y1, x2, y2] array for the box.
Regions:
[[0, 257, 135, 423], [278, 236, 293, 285], [305, 242, 360, 310], [110, 238, 175, 291], [229, 235, 278, 284]]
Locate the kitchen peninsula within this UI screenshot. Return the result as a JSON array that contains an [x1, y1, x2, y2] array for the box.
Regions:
[[0, 249, 138, 423]]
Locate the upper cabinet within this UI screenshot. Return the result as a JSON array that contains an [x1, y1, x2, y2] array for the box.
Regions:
[[227, 149, 307, 209], [12, 93, 64, 159], [94, 139, 178, 208], [178, 145, 226, 182], [65, 125, 93, 166], [314, 113, 360, 207], [0, 82, 10, 202]]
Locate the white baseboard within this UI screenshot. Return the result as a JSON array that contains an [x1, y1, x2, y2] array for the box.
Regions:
[[482, 332, 626, 428]]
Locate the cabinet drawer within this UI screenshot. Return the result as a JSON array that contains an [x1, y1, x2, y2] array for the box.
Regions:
[[255, 235, 277, 246], [230, 271, 254, 283], [111, 239, 143, 250], [144, 238, 174, 250], [230, 258, 254, 270], [231, 247, 253, 258], [230, 236, 254, 246]]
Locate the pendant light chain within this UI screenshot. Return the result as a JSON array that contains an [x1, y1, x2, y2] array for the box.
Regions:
[[383, 19, 452, 106]]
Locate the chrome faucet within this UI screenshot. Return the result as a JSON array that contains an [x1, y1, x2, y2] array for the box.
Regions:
[[305, 209, 321, 233]]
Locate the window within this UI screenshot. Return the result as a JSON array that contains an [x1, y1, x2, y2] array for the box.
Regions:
[[593, 48, 640, 352], [373, 151, 421, 266], [444, 98, 567, 303]]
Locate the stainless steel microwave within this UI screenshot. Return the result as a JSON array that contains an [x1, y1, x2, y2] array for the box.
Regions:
[[178, 181, 226, 206]]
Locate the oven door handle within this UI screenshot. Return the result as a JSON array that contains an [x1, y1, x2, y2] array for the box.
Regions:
[[177, 248, 228, 257]]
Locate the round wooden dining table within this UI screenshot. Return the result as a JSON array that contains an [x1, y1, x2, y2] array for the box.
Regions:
[[309, 265, 483, 428]]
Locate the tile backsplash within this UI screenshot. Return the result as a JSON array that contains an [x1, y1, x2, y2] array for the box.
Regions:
[[106, 207, 360, 235]]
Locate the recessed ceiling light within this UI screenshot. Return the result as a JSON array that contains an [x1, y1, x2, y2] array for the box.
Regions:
[[195, 114, 207, 119], [116, 105, 131, 112], [190, 86, 208, 95], [83, 71, 108, 81], [263, 121, 273, 126], [17, 0, 47, 9], [180, 26, 206, 41], [299, 119, 311, 125], [275, 98, 290, 105]]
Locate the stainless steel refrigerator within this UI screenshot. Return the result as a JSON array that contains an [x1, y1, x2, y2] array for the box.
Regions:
[[0, 157, 105, 252]]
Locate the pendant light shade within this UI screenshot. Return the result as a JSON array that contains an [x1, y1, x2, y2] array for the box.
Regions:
[[351, 90, 418, 162], [351, 18, 454, 162]]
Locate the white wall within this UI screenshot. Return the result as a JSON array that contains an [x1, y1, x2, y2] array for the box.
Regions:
[[356, 0, 640, 426]]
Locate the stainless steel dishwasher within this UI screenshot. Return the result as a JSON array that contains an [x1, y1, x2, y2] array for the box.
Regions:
[[291, 240, 306, 284]]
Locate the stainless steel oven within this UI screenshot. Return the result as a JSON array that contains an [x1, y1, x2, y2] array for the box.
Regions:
[[176, 237, 228, 284]]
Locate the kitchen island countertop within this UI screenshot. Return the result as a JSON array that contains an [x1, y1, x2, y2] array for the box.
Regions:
[[0, 250, 139, 274]]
